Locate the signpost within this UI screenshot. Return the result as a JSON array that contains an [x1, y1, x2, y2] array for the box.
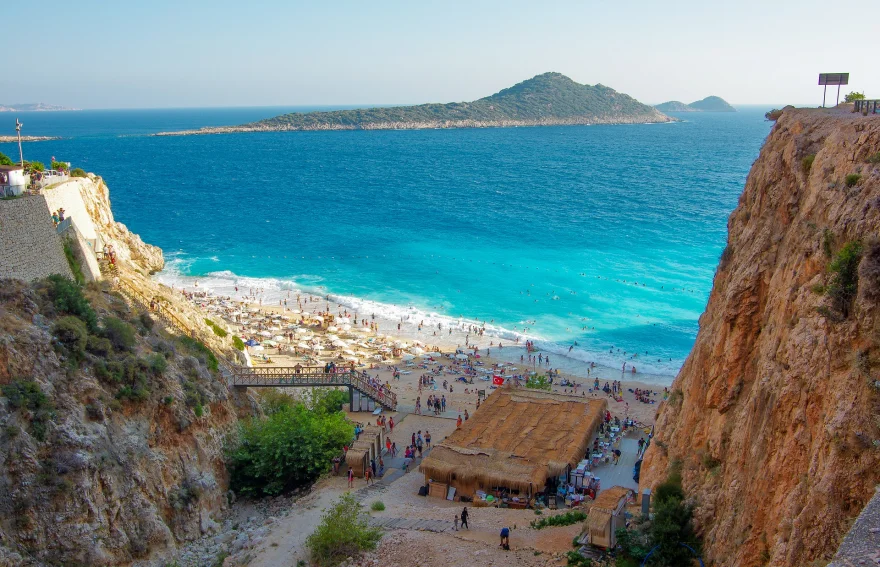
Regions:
[[818, 73, 849, 108]]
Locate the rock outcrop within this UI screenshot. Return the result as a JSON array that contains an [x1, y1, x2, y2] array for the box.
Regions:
[[0, 175, 255, 565], [640, 109, 880, 566]]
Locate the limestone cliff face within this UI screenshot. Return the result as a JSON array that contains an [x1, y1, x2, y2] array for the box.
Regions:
[[0, 176, 254, 566], [640, 109, 880, 566]]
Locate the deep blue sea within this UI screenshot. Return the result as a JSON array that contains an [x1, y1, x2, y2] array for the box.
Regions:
[[1, 106, 773, 383]]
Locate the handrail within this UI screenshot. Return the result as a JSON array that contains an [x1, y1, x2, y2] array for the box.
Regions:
[[112, 278, 396, 409]]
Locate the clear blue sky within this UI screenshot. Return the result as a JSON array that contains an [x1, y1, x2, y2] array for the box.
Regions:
[[5, 0, 878, 109]]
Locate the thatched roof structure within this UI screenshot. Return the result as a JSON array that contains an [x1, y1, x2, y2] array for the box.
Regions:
[[587, 486, 633, 530], [419, 387, 607, 492]]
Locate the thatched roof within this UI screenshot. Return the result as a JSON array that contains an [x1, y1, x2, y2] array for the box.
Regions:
[[346, 449, 368, 464], [350, 440, 375, 454], [419, 387, 606, 492], [587, 486, 633, 531], [590, 486, 633, 514]]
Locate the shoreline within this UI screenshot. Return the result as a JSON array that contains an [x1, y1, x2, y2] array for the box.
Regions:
[[153, 114, 678, 137], [0, 135, 58, 142], [154, 268, 681, 386]]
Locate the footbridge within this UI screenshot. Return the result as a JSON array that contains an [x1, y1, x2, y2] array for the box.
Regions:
[[114, 278, 396, 411]]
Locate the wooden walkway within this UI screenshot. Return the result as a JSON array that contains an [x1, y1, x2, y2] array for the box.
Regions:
[[113, 277, 397, 410]]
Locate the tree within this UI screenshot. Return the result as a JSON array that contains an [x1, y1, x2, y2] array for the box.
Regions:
[[26, 161, 45, 173], [0, 152, 13, 166], [306, 493, 382, 566], [226, 401, 353, 496], [525, 374, 552, 390], [51, 160, 68, 172], [647, 470, 700, 566], [828, 241, 863, 318], [844, 91, 866, 103]]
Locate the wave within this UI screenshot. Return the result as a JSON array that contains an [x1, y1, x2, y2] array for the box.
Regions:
[[154, 259, 680, 384]]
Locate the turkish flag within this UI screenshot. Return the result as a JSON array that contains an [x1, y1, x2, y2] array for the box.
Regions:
[[492, 375, 504, 386]]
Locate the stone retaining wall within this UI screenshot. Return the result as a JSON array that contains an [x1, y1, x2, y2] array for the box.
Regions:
[[0, 195, 73, 281]]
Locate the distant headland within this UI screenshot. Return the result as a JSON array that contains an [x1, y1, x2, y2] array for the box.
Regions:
[[155, 73, 676, 136], [655, 96, 736, 112], [0, 103, 79, 112]]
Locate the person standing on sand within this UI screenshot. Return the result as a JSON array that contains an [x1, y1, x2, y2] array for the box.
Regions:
[[454, 514, 459, 531], [365, 467, 373, 485], [461, 507, 469, 529], [389, 416, 394, 432], [457, 415, 462, 428], [347, 467, 354, 489]]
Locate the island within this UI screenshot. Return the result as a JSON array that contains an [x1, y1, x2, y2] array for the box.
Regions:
[[655, 96, 736, 112], [0, 103, 79, 112], [155, 72, 675, 136]]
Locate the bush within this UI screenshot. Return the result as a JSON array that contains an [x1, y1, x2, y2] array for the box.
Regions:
[[0, 151, 13, 166], [530, 509, 587, 529], [146, 353, 168, 376], [44, 275, 97, 331], [114, 356, 152, 402], [802, 154, 815, 175], [845, 173, 862, 188], [70, 168, 87, 178], [86, 335, 112, 356], [844, 91, 865, 102], [868, 152, 880, 165], [828, 241, 863, 318], [50, 160, 68, 172], [2, 380, 55, 442], [178, 337, 218, 372], [102, 317, 136, 351], [62, 239, 86, 285], [139, 312, 155, 331], [313, 388, 349, 414], [764, 108, 783, 121], [194, 403, 205, 417], [53, 316, 88, 355], [205, 318, 228, 338], [565, 550, 593, 566], [169, 479, 201, 510], [227, 402, 353, 496], [232, 335, 245, 351], [26, 161, 45, 173], [305, 493, 382, 567], [525, 374, 551, 390], [370, 501, 385, 512]]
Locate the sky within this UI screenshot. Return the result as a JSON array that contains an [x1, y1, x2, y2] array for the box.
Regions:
[[4, 0, 878, 109]]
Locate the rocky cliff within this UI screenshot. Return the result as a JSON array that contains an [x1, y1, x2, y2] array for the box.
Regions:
[[0, 176, 255, 566], [640, 109, 880, 566]]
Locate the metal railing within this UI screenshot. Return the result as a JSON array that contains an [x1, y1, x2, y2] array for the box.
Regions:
[[113, 278, 396, 409]]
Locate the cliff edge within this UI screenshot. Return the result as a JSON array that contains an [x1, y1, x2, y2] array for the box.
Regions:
[[640, 108, 880, 566]]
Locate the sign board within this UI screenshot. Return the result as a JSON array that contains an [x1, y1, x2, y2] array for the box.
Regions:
[[818, 73, 849, 86]]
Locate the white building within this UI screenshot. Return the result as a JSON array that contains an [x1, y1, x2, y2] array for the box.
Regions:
[[0, 165, 30, 197]]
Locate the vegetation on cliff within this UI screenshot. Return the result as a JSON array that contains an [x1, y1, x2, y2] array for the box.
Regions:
[[240, 73, 669, 131], [0, 276, 237, 565]]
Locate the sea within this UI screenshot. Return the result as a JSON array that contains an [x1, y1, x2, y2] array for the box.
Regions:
[[0, 106, 774, 384]]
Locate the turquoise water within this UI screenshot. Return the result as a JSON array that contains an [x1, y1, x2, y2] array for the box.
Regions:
[[1, 107, 773, 382]]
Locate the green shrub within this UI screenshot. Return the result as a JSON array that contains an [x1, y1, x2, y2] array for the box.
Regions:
[[764, 108, 783, 121], [102, 317, 136, 351], [62, 240, 85, 285], [86, 335, 112, 356], [232, 335, 245, 351], [845, 173, 862, 187], [565, 550, 593, 566], [114, 356, 152, 402], [305, 493, 382, 567], [530, 509, 587, 529], [146, 353, 168, 376], [2, 380, 55, 442], [227, 402, 353, 496], [828, 241, 863, 318], [313, 389, 349, 414], [822, 229, 835, 258], [205, 318, 228, 338], [26, 161, 45, 173], [70, 168, 87, 178], [525, 374, 551, 390], [139, 312, 155, 331], [50, 160, 68, 172], [178, 337, 218, 372], [44, 275, 97, 331], [801, 154, 815, 175], [370, 501, 385, 512], [0, 151, 13, 166], [194, 403, 205, 417], [868, 152, 880, 165], [53, 316, 88, 355], [648, 469, 701, 567]]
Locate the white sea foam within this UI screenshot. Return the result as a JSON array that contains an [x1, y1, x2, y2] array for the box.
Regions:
[[154, 259, 678, 384]]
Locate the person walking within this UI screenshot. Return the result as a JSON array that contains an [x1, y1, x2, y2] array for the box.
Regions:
[[454, 514, 459, 531], [365, 467, 374, 485], [460, 507, 469, 530]]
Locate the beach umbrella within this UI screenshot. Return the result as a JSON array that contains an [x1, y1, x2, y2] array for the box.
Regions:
[[274, 335, 286, 342], [262, 340, 278, 346], [290, 309, 301, 314], [259, 330, 272, 337], [312, 315, 324, 322], [327, 325, 338, 332], [297, 342, 310, 349], [411, 347, 425, 355], [245, 339, 259, 347], [252, 345, 264, 351], [341, 324, 352, 331], [402, 353, 415, 361], [455, 353, 469, 360], [294, 328, 309, 335]]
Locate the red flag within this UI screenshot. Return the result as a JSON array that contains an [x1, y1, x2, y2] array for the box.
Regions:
[[492, 375, 504, 386]]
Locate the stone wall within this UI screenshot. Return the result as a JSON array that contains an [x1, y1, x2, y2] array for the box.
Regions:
[[0, 195, 73, 281], [59, 220, 102, 282], [42, 179, 100, 245]]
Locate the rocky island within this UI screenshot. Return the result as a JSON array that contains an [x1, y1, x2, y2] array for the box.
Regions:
[[655, 95, 736, 112], [155, 72, 675, 136], [0, 103, 79, 112]]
